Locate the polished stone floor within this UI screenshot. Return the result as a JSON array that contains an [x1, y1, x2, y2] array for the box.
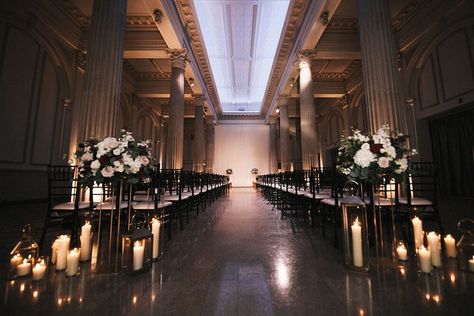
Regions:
[[0, 188, 473, 315]]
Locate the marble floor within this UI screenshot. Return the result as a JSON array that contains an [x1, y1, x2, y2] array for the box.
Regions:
[[0, 188, 473, 315]]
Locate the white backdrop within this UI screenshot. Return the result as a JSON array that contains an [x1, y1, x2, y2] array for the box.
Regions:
[[214, 124, 270, 187]]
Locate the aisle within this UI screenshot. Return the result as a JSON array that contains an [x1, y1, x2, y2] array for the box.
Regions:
[[1, 188, 473, 315]]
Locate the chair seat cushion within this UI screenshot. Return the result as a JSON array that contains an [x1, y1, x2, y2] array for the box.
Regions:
[[133, 201, 172, 210], [363, 197, 395, 207], [164, 194, 190, 201], [95, 201, 132, 210], [52, 201, 92, 210], [322, 196, 364, 206], [399, 197, 433, 206]]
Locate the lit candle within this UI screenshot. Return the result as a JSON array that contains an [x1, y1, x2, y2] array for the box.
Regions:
[[427, 232, 442, 267], [66, 248, 80, 277], [444, 234, 456, 258], [32, 262, 47, 280], [151, 218, 161, 260], [351, 217, 363, 267], [133, 240, 144, 271], [10, 254, 23, 270], [411, 216, 423, 249], [51, 238, 59, 264], [80, 221, 92, 261], [56, 235, 70, 271], [419, 246, 432, 273], [396, 243, 408, 261], [469, 256, 474, 272], [16, 259, 31, 276]]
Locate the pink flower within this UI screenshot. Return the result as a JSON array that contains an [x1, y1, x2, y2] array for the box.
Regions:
[[101, 166, 115, 178], [140, 156, 150, 166], [377, 157, 390, 168]]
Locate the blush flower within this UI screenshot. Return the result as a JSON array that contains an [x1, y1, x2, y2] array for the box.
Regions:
[[377, 157, 390, 168]]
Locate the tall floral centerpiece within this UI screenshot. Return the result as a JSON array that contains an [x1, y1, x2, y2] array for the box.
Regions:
[[75, 130, 154, 186], [336, 124, 416, 185]]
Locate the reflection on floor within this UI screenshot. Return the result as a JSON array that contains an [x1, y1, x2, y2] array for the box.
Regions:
[[0, 188, 473, 315]]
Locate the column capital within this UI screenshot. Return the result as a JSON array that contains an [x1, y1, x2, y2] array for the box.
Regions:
[[192, 94, 206, 107], [278, 94, 289, 106], [166, 48, 187, 69], [296, 50, 316, 69]]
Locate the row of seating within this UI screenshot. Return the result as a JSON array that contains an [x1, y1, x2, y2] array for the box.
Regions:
[[40, 165, 231, 250], [255, 163, 443, 247]]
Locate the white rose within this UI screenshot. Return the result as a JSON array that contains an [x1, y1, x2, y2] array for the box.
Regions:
[[354, 149, 375, 168], [113, 148, 121, 155], [103, 137, 119, 148], [82, 152, 93, 161], [113, 161, 121, 167], [377, 157, 390, 168], [395, 158, 408, 172], [384, 146, 396, 159], [101, 166, 115, 178], [91, 160, 101, 170], [114, 164, 124, 173], [139, 156, 150, 166], [361, 143, 370, 150]]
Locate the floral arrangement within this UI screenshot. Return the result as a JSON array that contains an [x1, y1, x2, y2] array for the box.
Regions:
[[336, 125, 416, 184], [75, 130, 154, 186]]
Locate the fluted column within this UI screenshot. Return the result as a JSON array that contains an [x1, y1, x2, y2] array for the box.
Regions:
[[193, 95, 205, 172], [79, 0, 127, 139], [298, 50, 318, 170], [165, 49, 187, 169], [278, 96, 291, 171], [205, 120, 215, 173], [358, 0, 406, 133], [269, 118, 278, 173]]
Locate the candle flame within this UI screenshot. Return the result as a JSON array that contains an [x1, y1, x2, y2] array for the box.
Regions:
[[450, 273, 456, 283], [20, 284, 25, 292], [132, 296, 138, 304], [32, 291, 38, 299]]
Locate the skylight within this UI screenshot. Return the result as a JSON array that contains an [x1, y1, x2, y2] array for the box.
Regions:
[[193, 0, 290, 113]]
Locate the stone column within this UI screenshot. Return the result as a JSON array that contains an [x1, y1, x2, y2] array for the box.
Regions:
[[205, 120, 215, 173], [79, 0, 127, 139], [358, 0, 406, 133], [160, 119, 167, 169], [269, 118, 278, 173], [193, 95, 205, 172], [278, 96, 291, 171], [297, 50, 318, 170], [165, 49, 187, 169]]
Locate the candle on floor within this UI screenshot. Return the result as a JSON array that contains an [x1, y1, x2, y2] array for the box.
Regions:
[[151, 218, 161, 259], [133, 241, 144, 271], [51, 238, 59, 264], [32, 262, 47, 280], [16, 259, 31, 277], [411, 216, 423, 249], [56, 235, 70, 271], [419, 246, 432, 273], [66, 248, 80, 276], [80, 221, 92, 261], [444, 234, 456, 258], [427, 232, 442, 267], [10, 254, 23, 270], [351, 217, 363, 267], [469, 256, 474, 272], [396, 243, 408, 261]]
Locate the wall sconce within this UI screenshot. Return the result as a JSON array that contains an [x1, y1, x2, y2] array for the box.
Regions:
[[405, 98, 415, 107], [153, 9, 163, 23], [276, 107, 280, 114], [189, 78, 195, 87], [320, 10, 329, 26], [289, 78, 295, 87]]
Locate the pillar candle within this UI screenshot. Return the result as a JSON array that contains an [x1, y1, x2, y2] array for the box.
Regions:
[[396, 244, 408, 261], [133, 240, 144, 271], [16, 259, 31, 276], [10, 254, 23, 270], [151, 218, 161, 259], [32, 263, 47, 280], [56, 235, 70, 271], [444, 234, 456, 258], [411, 216, 423, 249], [51, 239, 59, 264], [80, 221, 92, 261], [66, 248, 80, 276], [427, 232, 442, 267], [468, 256, 474, 272], [419, 246, 432, 273], [351, 217, 363, 267]]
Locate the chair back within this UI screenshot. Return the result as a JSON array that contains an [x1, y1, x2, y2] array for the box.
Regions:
[[48, 165, 80, 206], [406, 162, 437, 204]]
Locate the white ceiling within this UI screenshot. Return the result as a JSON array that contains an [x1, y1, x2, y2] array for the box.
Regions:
[[193, 0, 290, 113]]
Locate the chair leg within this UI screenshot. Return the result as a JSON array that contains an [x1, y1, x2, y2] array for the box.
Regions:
[[39, 209, 52, 250]]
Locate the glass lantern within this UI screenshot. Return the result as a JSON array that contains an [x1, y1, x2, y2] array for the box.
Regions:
[[456, 219, 474, 273], [121, 214, 153, 275], [341, 181, 370, 272], [9, 224, 39, 278]]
